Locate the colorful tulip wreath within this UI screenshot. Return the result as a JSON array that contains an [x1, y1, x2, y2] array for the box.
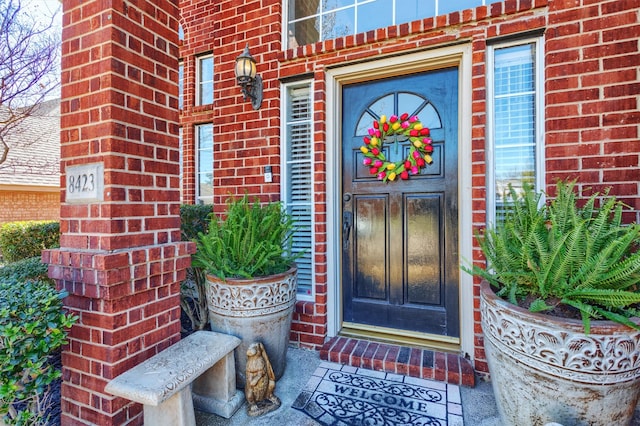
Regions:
[[360, 113, 434, 182]]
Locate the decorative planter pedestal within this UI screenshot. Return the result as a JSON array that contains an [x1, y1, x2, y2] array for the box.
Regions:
[[481, 281, 640, 426], [206, 266, 297, 388]]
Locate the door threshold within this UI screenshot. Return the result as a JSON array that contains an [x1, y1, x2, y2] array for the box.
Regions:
[[320, 335, 475, 387], [341, 322, 460, 353]]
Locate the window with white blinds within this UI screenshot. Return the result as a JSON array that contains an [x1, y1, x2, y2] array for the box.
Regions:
[[282, 82, 314, 298], [487, 37, 544, 223], [196, 123, 213, 205]]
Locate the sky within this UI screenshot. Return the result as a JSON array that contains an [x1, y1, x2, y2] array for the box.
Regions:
[[17, 0, 63, 100], [22, 0, 62, 30]]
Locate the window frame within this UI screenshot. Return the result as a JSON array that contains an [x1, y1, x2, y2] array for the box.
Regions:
[[486, 35, 545, 225], [283, 0, 490, 49], [178, 61, 184, 110], [178, 126, 183, 202], [195, 54, 214, 106], [280, 79, 315, 300], [195, 123, 214, 205]]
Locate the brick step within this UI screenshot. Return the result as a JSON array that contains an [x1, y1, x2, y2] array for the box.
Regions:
[[319, 336, 475, 387]]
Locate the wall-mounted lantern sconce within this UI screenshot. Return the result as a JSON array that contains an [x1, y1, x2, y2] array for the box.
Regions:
[[234, 44, 263, 110]]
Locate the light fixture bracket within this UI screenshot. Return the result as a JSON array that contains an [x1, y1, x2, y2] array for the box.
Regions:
[[240, 74, 263, 110], [235, 44, 263, 110]]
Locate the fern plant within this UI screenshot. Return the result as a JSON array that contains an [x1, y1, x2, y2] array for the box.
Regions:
[[192, 194, 301, 280], [464, 180, 640, 332]]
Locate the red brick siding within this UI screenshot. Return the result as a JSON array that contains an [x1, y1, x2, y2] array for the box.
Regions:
[[43, 243, 193, 426], [178, 0, 640, 373], [60, 0, 183, 252], [55, 0, 186, 424], [0, 190, 59, 223], [545, 0, 640, 222], [179, 0, 283, 210]]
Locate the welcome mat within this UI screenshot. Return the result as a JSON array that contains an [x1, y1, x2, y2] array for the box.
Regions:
[[293, 361, 463, 426]]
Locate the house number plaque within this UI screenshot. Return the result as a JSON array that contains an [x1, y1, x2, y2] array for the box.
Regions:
[[66, 163, 104, 203]]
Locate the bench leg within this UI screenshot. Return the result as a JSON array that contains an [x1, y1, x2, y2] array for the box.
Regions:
[[192, 350, 244, 418], [143, 386, 196, 426]]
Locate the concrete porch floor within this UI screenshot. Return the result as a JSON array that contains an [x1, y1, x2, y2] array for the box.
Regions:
[[194, 346, 640, 426]]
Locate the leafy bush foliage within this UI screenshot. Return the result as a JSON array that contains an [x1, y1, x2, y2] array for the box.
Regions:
[[0, 256, 52, 285], [193, 195, 301, 280], [0, 221, 59, 263], [0, 279, 76, 425], [179, 204, 212, 333], [465, 181, 640, 332], [180, 204, 212, 241]]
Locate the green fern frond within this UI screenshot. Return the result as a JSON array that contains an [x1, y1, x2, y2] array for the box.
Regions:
[[590, 305, 640, 331], [464, 179, 640, 331], [561, 298, 602, 333], [529, 298, 554, 312], [565, 288, 640, 308], [192, 194, 302, 279]]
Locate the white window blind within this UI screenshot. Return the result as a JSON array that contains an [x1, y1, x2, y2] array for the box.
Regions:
[[196, 123, 213, 205], [488, 38, 544, 223], [283, 83, 314, 298]]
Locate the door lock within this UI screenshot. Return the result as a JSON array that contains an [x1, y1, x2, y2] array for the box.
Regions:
[[343, 210, 353, 249]]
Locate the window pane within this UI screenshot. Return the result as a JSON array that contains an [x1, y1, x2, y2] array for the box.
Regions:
[[438, 0, 483, 16], [288, 123, 312, 162], [289, 17, 319, 47], [415, 103, 442, 130], [323, 0, 354, 12], [196, 124, 213, 204], [494, 45, 534, 95], [492, 43, 537, 216], [397, 0, 434, 25], [178, 62, 184, 109], [398, 92, 426, 118], [322, 8, 354, 40], [368, 94, 394, 118], [357, 0, 393, 34], [198, 56, 213, 105], [284, 83, 313, 296], [287, 0, 486, 48], [356, 111, 377, 136], [199, 173, 213, 199], [200, 56, 213, 81], [289, 0, 320, 20]]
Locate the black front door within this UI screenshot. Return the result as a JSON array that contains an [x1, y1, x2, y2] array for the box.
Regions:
[[341, 68, 459, 338]]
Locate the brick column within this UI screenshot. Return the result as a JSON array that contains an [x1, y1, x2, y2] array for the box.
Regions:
[[41, 1, 191, 425]]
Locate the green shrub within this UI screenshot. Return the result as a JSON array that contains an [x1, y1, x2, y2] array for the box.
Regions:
[[193, 195, 301, 279], [180, 204, 213, 242], [179, 204, 213, 333], [0, 279, 76, 425], [0, 257, 52, 285], [464, 181, 640, 333], [0, 221, 60, 263]]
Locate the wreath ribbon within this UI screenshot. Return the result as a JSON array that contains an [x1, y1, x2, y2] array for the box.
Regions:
[[360, 113, 433, 181]]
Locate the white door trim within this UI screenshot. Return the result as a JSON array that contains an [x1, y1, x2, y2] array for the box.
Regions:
[[325, 43, 475, 360]]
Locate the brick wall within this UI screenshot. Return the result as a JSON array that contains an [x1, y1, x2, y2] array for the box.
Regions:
[[179, 0, 283, 209], [49, 1, 189, 424], [545, 0, 640, 223], [0, 189, 59, 223], [178, 0, 640, 373]]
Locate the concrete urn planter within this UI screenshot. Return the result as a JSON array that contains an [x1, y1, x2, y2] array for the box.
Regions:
[[480, 281, 640, 426], [205, 266, 297, 388]]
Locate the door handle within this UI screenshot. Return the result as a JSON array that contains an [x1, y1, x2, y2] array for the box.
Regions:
[[343, 211, 353, 249]]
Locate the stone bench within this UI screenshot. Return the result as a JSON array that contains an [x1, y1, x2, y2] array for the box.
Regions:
[[105, 330, 244, 426]]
